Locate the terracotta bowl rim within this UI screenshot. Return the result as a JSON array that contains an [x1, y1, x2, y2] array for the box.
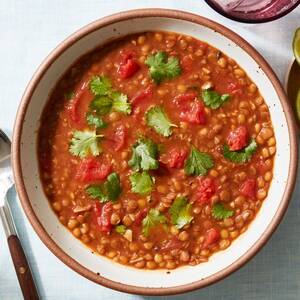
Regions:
[[11, 8, 298, 296]]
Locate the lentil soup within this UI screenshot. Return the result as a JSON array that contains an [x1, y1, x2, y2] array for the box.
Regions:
[[38, 31, 276, 270]]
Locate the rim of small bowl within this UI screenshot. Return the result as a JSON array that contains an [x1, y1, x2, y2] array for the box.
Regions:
[[203, 0, 300, 24], [11, 8, 298, 296]]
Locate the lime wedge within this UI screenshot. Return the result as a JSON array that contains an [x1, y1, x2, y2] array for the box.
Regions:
[[293, 28, 300, 65], [296, 88, 300, 121]]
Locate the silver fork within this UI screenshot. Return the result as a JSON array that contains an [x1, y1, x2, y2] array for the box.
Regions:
[[0, 129, 39, 300], [0, 173, 16, 238]]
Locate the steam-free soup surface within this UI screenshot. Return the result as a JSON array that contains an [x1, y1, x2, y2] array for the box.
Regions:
[[38, 31, 275, 270]]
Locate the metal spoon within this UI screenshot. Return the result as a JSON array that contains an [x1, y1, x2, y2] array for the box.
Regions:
[[0, 129, 39, 300]]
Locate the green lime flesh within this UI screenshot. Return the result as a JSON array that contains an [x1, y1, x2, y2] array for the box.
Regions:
[[293, 28, 300, 66]]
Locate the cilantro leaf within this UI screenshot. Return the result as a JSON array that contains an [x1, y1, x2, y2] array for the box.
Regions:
[[142, 208, 167, 236], [104, 172, 121, 201], [202, 89, 230, 109], [212, 203, 234, 220], [90, 75, 112, 96], [86, 185, 108, 202], [145, 51, 181, 84], [86, 113, 107, 129], [129, 172, 153, 195], [89, 95, 112, 115], [86, 172, 121, 202], [115, 224, 127, 234], [69, 130, 103, 158], [184, 148, 214, 176], [89, 76, 131, 116], [128, 138, 159, 171], [223, 139, 257, 163], [169, 197, 193, 229], [146, 106, 176, 137], [111, 92, 131, 114]]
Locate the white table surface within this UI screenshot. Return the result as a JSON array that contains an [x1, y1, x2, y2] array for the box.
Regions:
[[0, 1, 300, 299]]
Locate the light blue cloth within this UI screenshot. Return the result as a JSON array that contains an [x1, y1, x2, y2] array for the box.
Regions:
[[0, 1, 299, 299]]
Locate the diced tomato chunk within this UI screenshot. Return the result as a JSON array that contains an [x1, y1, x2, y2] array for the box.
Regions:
[[161, 237, 182, 251], [118, 59, 140, 79], [93, 202, 113, 234], [67, 97, 80, 122], [202, 228, 220, 249], [195, 177, 216, 205], [131, 86, 153, 107], [226, 81, 242, 95], [166, 148, 188, 169], [105, 125, 126, 151], [227, 126, 248, 151], [134, 208, 148, 226], [239, 179, 256, 199], [173, 92, 197, 110], [256, 160, 269, 175], [181, 55, 193, 72], [113, 125, 126, 151], [67, 81, 88, 123], [180, 101, 206, 125], [117, 50, 140, 79], [75, 158, 112, 183]]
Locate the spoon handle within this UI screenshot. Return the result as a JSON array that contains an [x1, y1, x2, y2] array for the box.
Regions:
[[8, 235, 39, 300]]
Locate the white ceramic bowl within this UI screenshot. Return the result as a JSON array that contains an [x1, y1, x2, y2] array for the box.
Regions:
[[12, 9, 298, 295]]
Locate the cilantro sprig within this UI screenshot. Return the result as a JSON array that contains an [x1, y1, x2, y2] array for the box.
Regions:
[[89, 75, 131, 116], [142, 208, 167, 236], [90, 75, 112, 96], [111, 92, 131, 114], [86, 113, 107, 129], [128, 138, 159, 171], [69, 130, 103, 158], [223, 139, 257, 163], [146, 106, 176, 137], [145, 51, 181, 84], [184, 148, 214, 176], [86, 172, 121, 202], [129, 172, 154, 195], [212, 203, 234, 220], [169, 197, 193, 229], [202, 89, 230, 109], [89, 96, 112, 115]]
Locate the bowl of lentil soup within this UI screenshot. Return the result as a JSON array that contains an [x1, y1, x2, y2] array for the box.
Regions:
[[12, 9, 297, 295]]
